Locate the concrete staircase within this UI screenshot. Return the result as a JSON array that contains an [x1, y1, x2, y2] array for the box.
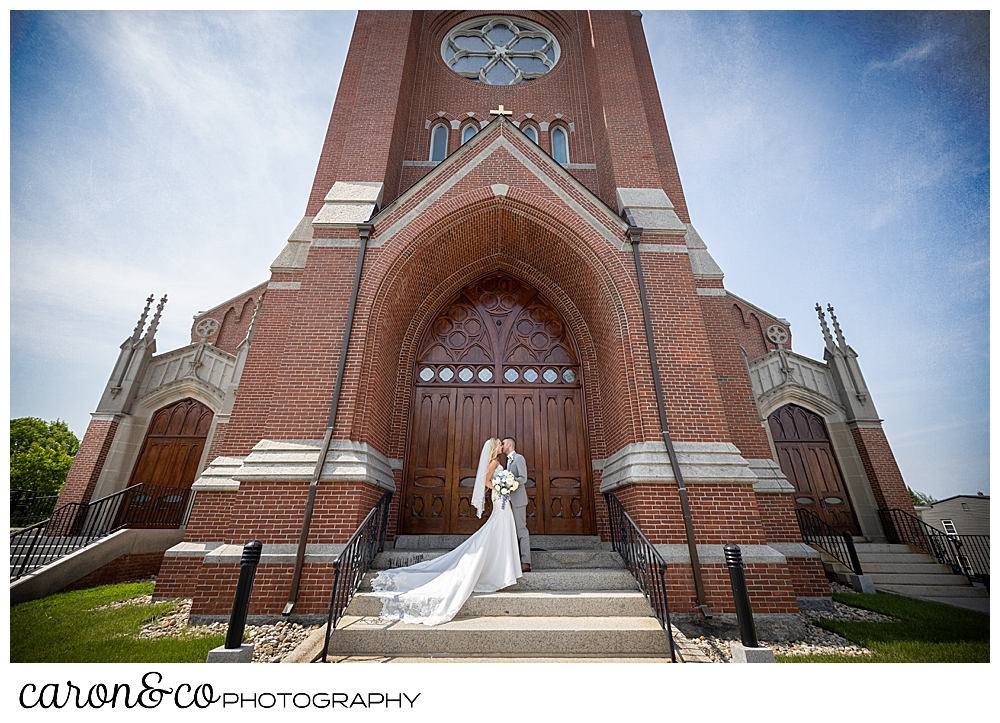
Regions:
[[322, 534, 681, 662], [818, 542, 989, 611]]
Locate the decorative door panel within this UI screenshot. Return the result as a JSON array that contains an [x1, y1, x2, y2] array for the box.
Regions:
[[452, 389, 499, 534], [769, 403, 860, 534], [402, 272, 594, 535], [405, 389, 455, 534], [539, 389, 589, 534], [500, 389, 540, 533]]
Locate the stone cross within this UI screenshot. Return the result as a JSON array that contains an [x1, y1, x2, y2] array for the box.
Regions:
[[490, 105, 512, 117]]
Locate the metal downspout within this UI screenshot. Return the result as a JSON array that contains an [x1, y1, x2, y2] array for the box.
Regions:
[[283, 222, 374, 615], [627, 224, 712, 618]]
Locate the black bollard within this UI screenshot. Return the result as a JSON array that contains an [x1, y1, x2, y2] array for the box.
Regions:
[[225, 541, 263, 649], [723, 543, 759, 649], [843, 531, 864, 576]]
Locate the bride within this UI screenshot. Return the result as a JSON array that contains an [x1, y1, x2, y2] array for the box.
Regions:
[[369, 437, 522, 626]]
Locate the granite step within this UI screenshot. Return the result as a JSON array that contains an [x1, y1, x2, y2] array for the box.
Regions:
[[876, 583, 989, 598], [853, 562, 955, 575], [868, 572, 974, 587], [373, 549, 624, 570], [359, 569, 638, 593], [346, 589, 652, 618], [390, 534, 606, 551], [325, 615, 674, 656]]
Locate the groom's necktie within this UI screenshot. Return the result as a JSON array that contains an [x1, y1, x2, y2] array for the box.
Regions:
[[506, 455, 511, 470]]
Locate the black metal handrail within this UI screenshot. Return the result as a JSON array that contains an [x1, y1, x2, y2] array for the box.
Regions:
[[879, 508, 990, 588], [795, 508, 863, 575], [10, 482, 192, 580], [10, 489, 60, 528], [604, 492, 676, 662], [321, 491, 393, 661]]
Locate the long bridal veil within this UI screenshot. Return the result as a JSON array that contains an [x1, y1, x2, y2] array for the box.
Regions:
[[470, 439, 494, 518]]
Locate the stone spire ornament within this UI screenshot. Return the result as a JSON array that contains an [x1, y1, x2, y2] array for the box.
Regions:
[[143, 294, 168, 344], [827, 304, 848, 351], [815, 303, 837, 354], [130, 294, 155, 343]]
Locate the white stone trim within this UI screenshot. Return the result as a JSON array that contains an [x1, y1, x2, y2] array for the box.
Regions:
[[313, 181, 384, 227], [654, 544, 787, 565], [267, 281, 301, 290], [270, 240, 310, 273], [563, 163, 597, 170], [766, 542, 822, 560], [203, 543, 346, 564], [616, 187, 687, 235], [164, 541, 226, 558], [695, 287, 726, 296], [310, 238, 362, 248], [636, 243, 688, 253], [90, 412, 125, 423], [191, 456, 245, 491], [596, 441, 758, 492], [225, 439, 396, 492], [747, 458, 795, 494], [403, 160, 440, 167], [372, 128, 627, 249], [685, 225, 725, 280], [848, 420, 886, 429], [287, 215, 315, 242]]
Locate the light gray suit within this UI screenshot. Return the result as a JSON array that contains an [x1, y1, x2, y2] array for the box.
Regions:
[[506, 451, 530, 566]]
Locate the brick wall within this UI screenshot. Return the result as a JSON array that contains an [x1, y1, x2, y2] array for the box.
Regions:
[[190, 282, 267, 355], [754, 491, 803, 543], [726, 294, 791, 362], [665, 562, 799, 614], [851, 426, 915, 512], [612, 483, 766, 545], [57, 419, 119, 507]]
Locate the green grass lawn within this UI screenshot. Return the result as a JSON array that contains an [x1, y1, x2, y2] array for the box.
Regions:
[[10, 582, 225, 663], [777, 591, 990, 663]]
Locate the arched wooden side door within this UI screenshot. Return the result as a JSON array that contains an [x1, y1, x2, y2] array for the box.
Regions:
[[769, 403, 860, 534], [403, 273, 593, 535], [124, 398, 213, 527]]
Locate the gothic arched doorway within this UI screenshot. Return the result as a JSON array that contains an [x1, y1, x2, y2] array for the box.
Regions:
[[769, 403, 860, 534], [402, 273, 594, 535], [125, 398, 213, 527]]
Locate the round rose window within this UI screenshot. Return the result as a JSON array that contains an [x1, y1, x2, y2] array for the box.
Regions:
[[441, 16, 560, 86]]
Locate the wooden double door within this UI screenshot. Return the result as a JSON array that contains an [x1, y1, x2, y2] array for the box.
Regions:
[[769, 403, 860, 534], [402, 273, 593, 536], [124, 398, 212, 527]]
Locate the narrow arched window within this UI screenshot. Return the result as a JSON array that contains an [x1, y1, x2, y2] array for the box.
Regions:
[[523, 125, 538, 143], [430, 124, 448, 162], [462, 124, 478, 144], [551, 126, 569, 164]]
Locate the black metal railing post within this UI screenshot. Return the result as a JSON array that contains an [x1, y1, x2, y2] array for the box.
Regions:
[[724, 544, 759, 649], [843, 531, 864, 576], [225, 541, 263, 649], [321, 492, 393, 662], [603, 493, 676, 662]]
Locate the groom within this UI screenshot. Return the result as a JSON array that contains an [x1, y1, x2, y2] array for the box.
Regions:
[[502, 437, 531, 572]]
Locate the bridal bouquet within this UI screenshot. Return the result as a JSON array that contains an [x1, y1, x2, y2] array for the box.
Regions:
[[492, 470, 519, 509]]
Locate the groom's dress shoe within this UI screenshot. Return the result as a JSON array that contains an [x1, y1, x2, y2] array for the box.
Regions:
[[521, 563, 531, 572]]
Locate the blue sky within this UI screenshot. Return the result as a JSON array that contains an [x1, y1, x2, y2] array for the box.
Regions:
[[9, 11, 989, 501]]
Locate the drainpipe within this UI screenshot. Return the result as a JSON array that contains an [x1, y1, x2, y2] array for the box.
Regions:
[[283, 222, 374, 615], [627, 224, 711, 618]]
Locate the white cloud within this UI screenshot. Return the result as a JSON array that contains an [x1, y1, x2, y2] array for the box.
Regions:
[[868, 37, 941, 71]]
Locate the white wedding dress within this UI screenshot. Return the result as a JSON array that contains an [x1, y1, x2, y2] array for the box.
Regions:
[[370, 442, 522, 626]]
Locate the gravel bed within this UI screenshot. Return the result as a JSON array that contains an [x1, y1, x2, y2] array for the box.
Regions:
[[132, 597, 319, 663], [688, 586, 894, 662]]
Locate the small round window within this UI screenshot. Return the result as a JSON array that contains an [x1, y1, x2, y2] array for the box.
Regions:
[[442, 16, 560, 86]]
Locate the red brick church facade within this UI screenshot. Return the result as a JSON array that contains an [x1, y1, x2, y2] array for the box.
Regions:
[[59, 11, 915, 621]]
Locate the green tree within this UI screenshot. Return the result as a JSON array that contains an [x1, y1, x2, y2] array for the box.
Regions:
[[908, 487, 937, 507], [10, 418, 80, 496]]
